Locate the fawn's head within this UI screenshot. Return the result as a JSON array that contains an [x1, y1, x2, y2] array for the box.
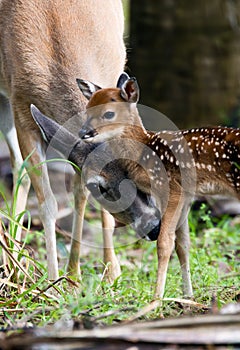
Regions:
[[77, 73, 143, 143]]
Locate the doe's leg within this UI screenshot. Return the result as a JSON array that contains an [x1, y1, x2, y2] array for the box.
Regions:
[[101, 208, 121, 283], [67, 175, 121, 282], [0, 95, 31, 243], [67, 173, 88, 278], [15, 112, 59, 280]]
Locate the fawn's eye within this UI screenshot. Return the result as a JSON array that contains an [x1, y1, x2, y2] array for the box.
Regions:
[[103, 111, 115, 120]]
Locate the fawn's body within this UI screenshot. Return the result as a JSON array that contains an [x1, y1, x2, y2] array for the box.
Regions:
[[0, 0, 128, 281], [78, 73, 240, 298]]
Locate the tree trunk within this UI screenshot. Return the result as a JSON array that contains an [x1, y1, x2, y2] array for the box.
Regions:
[[129, 0, 240, 128]]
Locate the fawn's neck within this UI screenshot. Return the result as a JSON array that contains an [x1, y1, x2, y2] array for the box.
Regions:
[[120, 109, 151, 145]]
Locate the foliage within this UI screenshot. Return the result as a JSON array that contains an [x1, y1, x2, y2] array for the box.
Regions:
[[0, 162, 239, 329]]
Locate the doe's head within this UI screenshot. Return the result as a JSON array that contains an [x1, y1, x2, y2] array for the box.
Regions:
[[77, 73, 140, 143]]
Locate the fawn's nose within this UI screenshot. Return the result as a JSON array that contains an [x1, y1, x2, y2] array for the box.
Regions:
[[147, 220, 161, 241], [79, 127, 97, 139]]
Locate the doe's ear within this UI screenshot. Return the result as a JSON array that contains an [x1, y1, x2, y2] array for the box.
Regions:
[[76, 78, 101, 100], [117, 72, 130, 88], [30, 104, 93, 170], [30, 104, 78, 157], [120, 77, 139, 103]]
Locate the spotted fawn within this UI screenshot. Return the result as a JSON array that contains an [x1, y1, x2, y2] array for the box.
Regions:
[[77, 72, 240, 299]]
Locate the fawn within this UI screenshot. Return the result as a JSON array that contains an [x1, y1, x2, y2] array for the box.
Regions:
[[77, 72, 240, 298], [0, 1, 161, 283]]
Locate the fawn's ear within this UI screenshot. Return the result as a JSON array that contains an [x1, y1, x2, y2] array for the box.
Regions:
[[120, 77, 139, 103], [117, 72, 130, 88], [76, 78, 101, 100]]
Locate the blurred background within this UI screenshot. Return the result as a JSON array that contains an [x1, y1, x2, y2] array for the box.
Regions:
[[1, 1, 240, 233], [124, 0, 240, 129]]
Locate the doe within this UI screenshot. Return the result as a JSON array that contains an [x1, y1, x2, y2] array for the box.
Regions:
[[77, 73, 240, 299], [0, 0, 128, 282]]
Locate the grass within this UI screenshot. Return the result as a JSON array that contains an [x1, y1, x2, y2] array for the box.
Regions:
[[0, 163, 239, 330]]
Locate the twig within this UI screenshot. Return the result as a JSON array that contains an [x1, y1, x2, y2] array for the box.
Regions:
[[0, 238, 35, 285], [31, 276, 79, 302], [220, 272, 240, 280], [124, 300, 162, 323], [124, 298, 208, 323], [92, 306, 137, 322]]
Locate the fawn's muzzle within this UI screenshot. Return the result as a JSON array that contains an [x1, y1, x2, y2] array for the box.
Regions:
[[85, 174, 161, 241], [131, 207, 161, 241]]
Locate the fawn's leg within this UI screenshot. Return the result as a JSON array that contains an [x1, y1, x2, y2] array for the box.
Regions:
[[67, 173, 88, 277], [175, 206, 193, 298], [154, 191, 185, 299], [101, 208, 121, 283]]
